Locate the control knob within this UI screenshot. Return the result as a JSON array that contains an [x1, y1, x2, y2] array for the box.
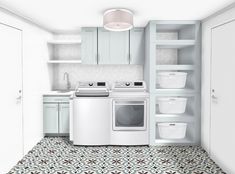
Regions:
[[125, 82, 130, 86]]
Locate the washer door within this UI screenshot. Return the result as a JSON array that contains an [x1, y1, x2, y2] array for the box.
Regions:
[[113, 100, 146, 130]]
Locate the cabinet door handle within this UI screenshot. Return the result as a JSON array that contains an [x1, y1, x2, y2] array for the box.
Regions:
[[97, 53, 99, 64], [128, 53, 131, 64]]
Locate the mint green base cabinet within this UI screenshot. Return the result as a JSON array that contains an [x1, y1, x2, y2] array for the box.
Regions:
[[59, 103, 69, 134], [43, 96, 70, 135], [43, 103, 58, 134]]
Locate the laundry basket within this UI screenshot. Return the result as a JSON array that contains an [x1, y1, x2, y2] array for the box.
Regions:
[[157, 72, 187, 88], [158, 123, 187, 139], [157, 97, 187, 114]]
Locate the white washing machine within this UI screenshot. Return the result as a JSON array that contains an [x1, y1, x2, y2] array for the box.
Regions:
[[72, 81, 111, 145], [110, 81, 149, 145]]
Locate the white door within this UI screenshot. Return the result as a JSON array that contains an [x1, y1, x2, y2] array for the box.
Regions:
[[211, 20, 235, 173], [0, 23, 23, 173]]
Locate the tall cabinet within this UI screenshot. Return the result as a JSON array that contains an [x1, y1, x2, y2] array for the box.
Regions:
[[144, 21, 201, 145]]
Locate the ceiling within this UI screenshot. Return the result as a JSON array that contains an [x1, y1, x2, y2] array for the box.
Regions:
[[0, 0, 234, 33]]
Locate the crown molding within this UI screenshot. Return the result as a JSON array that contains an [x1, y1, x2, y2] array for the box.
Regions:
[[0, 3, 53, 33], [202, 2, 235, 22]]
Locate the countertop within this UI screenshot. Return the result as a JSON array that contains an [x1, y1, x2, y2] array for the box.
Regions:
[[43, 91, 74, 97]]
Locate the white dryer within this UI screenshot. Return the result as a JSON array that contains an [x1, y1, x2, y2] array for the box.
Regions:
[[110, 81, 149, 145]]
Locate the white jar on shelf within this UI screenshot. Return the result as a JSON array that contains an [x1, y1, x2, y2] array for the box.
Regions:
[[157, 97, 187, 114], [157, 72, 187, 88]]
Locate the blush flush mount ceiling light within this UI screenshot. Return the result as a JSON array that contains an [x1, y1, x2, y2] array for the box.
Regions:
[[103, 9, 133, 31]]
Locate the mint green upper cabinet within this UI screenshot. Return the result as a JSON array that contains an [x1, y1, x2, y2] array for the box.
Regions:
[[98, 28, 129, 64], [81, 27, 97, 64], [130, 28, 145, 65]]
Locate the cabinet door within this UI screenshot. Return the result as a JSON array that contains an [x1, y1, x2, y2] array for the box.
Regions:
[[81, 27, 97, 64], [43, 103, 58, 133], [59, 103, 70, 134], [130, 28, 145, 64], [98, 28, 129, 64]]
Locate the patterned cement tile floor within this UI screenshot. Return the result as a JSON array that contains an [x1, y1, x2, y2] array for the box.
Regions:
[[8, 137, 225, 174]]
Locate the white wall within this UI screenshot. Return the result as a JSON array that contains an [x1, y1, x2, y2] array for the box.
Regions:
[[201, 4, 235, 152], [0, 9, 52, 154]]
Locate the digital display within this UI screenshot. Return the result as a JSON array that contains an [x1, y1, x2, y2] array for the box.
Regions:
[[134, 82, 143, 86], [97, 82, 105, 86]]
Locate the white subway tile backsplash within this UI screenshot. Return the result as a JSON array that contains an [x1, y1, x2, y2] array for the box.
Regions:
[[52, 64, 143, 90]]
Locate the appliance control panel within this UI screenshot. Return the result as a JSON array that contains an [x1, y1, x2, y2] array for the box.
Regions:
[[77, 81, 108, 88], [114, 81, 144, 88], [113, 81, 146, 90]]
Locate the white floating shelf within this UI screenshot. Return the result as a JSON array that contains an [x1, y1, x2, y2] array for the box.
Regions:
[[155, 40, 195, 49], [155, 138, 193, 144], [47, 60, 82, 64], [152, 93, 195, 97], [47, 40, 81, 44], [155, 88, 195, 95], [155, 114, 195, 123], [156, 65, 194, 71]]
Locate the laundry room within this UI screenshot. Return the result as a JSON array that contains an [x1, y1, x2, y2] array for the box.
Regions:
[[0, 0, 235, 173]]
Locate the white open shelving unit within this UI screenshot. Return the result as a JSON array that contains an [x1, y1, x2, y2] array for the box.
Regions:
[[47, 39, 82, 90], [47, 39, 82, 64], [47, 60, 82, 64], [144, 21, 201, 145], [47, 39, 81, 45]]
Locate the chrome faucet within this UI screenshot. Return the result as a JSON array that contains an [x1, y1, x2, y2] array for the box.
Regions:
[[63, 72, 71, 90]]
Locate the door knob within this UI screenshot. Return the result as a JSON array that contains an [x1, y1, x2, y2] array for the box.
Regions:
[[211, 89, 218, 100], [211, 94, 217, 99], [16, 96, 21, 100], [16, 95, 22, 103]]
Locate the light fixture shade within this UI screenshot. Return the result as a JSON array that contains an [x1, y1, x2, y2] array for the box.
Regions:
[[103, 9, 133, 31]]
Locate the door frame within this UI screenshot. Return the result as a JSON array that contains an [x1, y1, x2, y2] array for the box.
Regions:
[[209, 18, 235, 154]]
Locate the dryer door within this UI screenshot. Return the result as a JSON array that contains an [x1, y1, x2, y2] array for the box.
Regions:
[[113, 100, 147, 131]]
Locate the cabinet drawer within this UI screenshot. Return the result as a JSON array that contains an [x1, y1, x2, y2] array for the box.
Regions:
[[43, 96, 70, 103]]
